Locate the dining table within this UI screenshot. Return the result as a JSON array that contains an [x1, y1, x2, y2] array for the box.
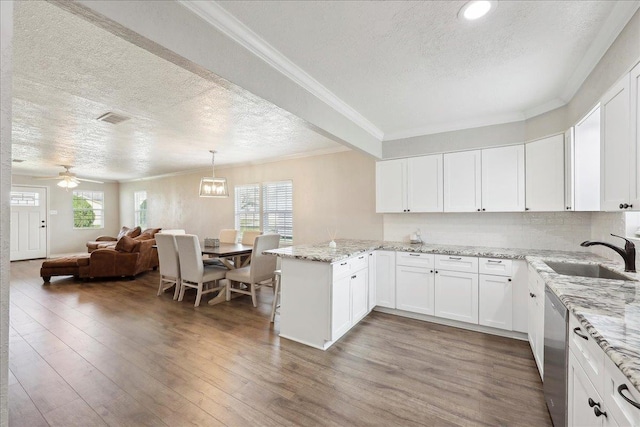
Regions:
[[203, 243, 254, 305]]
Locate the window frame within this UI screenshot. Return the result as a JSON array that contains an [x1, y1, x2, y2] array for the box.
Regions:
[[134, 190, 148, 229], [72, 190, 104, 229]]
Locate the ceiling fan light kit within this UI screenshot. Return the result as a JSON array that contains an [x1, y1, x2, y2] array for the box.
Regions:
[[199, 150, 229, 198], [57, 177, 79, 189], [35, 165, 104, 190]]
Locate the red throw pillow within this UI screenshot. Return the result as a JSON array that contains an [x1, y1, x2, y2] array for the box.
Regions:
[[115, 236, 140, 253]]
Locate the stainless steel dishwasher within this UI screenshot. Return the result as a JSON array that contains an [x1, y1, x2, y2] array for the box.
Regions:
[[544, 286, 568, 427]]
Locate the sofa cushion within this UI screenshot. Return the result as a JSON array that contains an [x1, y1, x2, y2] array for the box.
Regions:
[[134, 232, 154, 241], [116, 226, 131, 239], [115, 236, 140, 253], [125, 226, 142, 238]]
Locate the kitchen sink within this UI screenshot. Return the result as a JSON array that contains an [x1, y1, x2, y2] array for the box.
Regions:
[[545, 262, 633, 281]]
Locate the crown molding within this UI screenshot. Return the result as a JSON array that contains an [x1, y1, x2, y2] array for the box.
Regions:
[[560, 0, 640, 102], [383, 112, 525, 142], [523, 98, 566, 120], [177, 0, 384, 141]]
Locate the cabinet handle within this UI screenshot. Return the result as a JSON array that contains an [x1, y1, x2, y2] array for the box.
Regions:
[[351, 275, 356, 279], [588, 398, 599, 408], [573, 327, 589, 341], [593, 406, 607, 418], [529, 292, 536, 298], [624, 203, 630, 209], [340, 262, 347, 266], [409, 254, 420, 257], [618, 384, 640, 409], [448, 257, 462, 260], [358, 256, 364, 259], [487, 260, 502, 264]]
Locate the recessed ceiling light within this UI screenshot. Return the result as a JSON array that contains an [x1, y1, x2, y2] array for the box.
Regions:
[[459, 1, 494, 21]]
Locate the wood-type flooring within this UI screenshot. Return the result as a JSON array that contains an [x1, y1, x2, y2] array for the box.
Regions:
[[8, 259, 552, 426]]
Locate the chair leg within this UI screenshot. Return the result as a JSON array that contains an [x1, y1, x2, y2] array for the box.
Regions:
[[226, 280, 232, 301], [172, 280, 180, 300], [178, 280, 186, 302], [250, 283, 257, 307], [194, 282, 203, 307], [157, 277, 163, 296], [270, 275, 280, 322]]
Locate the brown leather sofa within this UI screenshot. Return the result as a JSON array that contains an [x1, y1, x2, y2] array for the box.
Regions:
[[77, 237, 159, 279], [86, 226, 142, 252]]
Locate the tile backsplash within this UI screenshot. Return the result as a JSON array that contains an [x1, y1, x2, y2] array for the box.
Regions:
[[384, 212, 594, 251]]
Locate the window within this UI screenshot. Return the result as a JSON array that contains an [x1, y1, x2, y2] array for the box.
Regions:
[[134, 191, 148, 228], [10, 191, 39, 206], [234, 180, 293, 244], [235, 184, 260, 233], [262, 181, 293, 244], [73, 190, 104, 229]]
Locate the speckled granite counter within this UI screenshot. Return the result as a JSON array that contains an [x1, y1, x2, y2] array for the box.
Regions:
[[267, 238, 640, 392]]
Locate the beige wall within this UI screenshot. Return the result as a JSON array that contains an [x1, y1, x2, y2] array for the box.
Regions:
[[11, 175, 121, 256], [119, 150, 383, 245]]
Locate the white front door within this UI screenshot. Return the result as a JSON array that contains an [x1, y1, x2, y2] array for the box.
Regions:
[[10, 186, 47, 261]]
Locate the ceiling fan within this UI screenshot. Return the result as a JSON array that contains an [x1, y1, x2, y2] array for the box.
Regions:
[[35, 165, 104, 189]]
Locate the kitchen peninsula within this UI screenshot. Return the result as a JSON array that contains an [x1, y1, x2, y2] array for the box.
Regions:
[[266, 239, 640, 404]]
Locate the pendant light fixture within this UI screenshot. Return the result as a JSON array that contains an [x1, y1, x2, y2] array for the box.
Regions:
[[199, 150, 229, 198]]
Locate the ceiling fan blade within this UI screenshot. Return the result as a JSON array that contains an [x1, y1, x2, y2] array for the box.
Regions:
[[76, 178, 104, 184], [33, 176, 63, 180]]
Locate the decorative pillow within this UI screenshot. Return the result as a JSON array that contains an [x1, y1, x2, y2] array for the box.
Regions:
[[134, 232, 154, 241], [115, 236, 140, 253], [141, 228, 162, 237], [124, 226, 141, 238], [116, 226, 131, 240]]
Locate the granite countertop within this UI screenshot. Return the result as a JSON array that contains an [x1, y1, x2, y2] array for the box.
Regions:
[[266, 238, 640, 392], [527, 256, 640, 393]]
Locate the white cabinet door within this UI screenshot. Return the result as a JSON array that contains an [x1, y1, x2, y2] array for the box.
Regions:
[[565, 127, 575, 211], [408, 154, 443, 212], [351, 269, 368, 324], [443, 150, 482, 212], [375, 251, 396, 309], [396, 266, 435, 315], [331, 275, 351, 341], [601, 75, 631, 211], [367, 252, 376, 311], [575, 105, 602, 211], [568, 352, 604, 427], [526, 135, 565, 211], [511, 260, 528, 334], [376, 159, 406, 213], [481, 145, 525, 212], [434, 270, 478, 324], [630, 62, 640, 209], [479, 275, 513, 331]]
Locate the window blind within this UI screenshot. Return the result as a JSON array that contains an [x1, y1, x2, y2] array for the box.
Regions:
[[235, 184, 261, 232], [262, 181, 293, 244]]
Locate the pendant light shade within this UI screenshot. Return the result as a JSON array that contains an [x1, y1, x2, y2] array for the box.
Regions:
[[199, 150, 228, 198]]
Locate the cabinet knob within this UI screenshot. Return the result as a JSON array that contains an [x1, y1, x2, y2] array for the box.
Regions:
[[477, 208, 481, 212], [430, 270, 433, 273], [624, 203, 630, 209], [525, 207, 530, 211], [630, 204, 634, 209], [588, 398, 599, 408], [435, 270, 439, 274], [482, 208, 486, 211], [566, 206, 571, 210], [529, 292, 536, 298], [593, 406, 607, 418], [508, 278, 512, 282], [620, 204, 625, 209]]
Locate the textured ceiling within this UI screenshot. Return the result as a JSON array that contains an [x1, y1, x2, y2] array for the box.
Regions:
[[217, 1, 623, 140], [11, 1, 346, 182]]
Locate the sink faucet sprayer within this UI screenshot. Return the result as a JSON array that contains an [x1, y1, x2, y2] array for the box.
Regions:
[[580, 234, 636, 272]]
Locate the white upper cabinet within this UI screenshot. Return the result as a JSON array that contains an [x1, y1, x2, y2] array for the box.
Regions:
[[444, 150, 482, 212], [482, 145, 525, 212], [376, 159, 406, 213], [526, 135, 565, 211], [600, 74, 631, 211], [376, 155, 443, 213], [407, 155, 444, 212], [574, 106, 602, 211], [630, 62, 640, 208]]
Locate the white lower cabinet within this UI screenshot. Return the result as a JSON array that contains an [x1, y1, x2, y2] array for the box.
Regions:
[[367, 252, 376, 311], [569, 352, 617, 427], [434, 270, 479, 324], [603, 354, 640, 427], [375, 251, 396, 308], [331, 259, 369, 342], [478, 274, 513, 330], [351, 268, 368, 324], [396, 265, 435, 315], [331, 275, 352, 340], [528, 266, 545, 379]]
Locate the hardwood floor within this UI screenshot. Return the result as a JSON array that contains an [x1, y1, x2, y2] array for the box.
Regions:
[[8, 259, 552, 426]]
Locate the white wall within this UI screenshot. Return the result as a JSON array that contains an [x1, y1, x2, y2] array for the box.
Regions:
[[0, 1, 12, 424], [384, 212, 593, 251], [119, 150, 383, 245], [11, 175, 121, 256]]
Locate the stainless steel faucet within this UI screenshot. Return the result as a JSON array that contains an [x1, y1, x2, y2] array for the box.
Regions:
[[580, 234, 636, 272]]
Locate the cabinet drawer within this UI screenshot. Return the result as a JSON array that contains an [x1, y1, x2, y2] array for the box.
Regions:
[[396, 252, 435, 268], [435, 254, 478, 273], [350, 253, 368, 272], [479, 258, 512, 276], [332, 259, 351, 280], [570, 314, 605, 397], [604, 355, 640, 427]]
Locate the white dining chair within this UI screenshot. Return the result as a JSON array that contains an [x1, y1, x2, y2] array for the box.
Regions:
[[226, 234, 280, 307], [175, 234, 228, 307], [219, 229, 239, 244], [158, 229, 186, 235], [241, 230, 262, 246], [155, 233, 182, 299], [270, 269, 282, 322]]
